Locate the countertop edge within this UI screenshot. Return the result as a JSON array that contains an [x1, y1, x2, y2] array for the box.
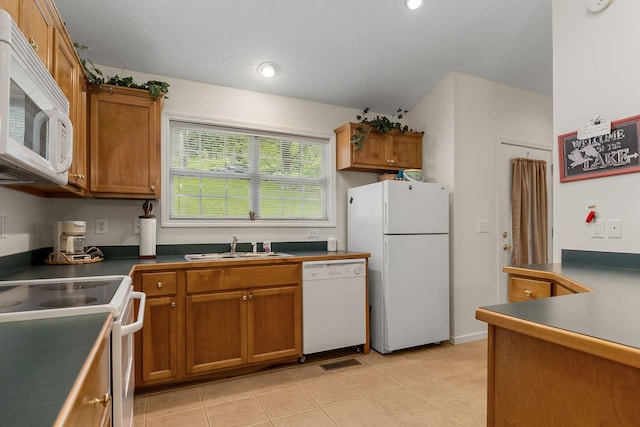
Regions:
[[475, 307, 640, 368]]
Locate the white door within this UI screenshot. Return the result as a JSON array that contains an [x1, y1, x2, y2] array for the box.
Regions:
[[498, 140, 553, 303], [383, 181, 449, 234]]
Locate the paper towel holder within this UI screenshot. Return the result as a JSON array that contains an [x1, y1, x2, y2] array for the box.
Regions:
[[139, 200, 157, 259]]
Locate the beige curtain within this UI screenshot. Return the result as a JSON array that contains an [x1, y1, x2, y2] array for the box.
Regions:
[[511, 158, 548, 265]]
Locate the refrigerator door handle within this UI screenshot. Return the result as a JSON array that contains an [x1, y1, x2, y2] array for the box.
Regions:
[[384, 202, 388, 229], [384, 240, 388, 269]]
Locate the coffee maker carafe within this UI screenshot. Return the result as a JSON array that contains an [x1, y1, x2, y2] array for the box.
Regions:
[[54, 221, 86, 254]]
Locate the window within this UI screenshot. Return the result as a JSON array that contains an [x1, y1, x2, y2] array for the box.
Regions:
[[165, 117, 332, 226]]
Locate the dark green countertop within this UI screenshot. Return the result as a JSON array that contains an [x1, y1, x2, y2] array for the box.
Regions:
[[480, 263, 640, 350], [0, 313, 111, 425], [0, 250, 368, 281]]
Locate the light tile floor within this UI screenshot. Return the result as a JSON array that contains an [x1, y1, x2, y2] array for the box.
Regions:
[[134, 339, 487, 427]]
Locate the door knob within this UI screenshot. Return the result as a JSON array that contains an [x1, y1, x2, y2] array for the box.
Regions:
[[503, 244, 512, 250]]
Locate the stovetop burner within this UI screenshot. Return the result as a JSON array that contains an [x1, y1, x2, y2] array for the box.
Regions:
[[39, 280, 117, 291], [40, 296, 99, 308]]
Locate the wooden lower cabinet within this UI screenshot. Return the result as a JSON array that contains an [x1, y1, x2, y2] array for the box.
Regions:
[[136, 271, 180, 386], [186, 290, 247, 374], [507, 271, 593, 302], [248, 285, 301, 364], [142, 296, 179, 383], [56, 317, 112, 427], [482, 324, 640, 426], [135, 263, 302, 389]]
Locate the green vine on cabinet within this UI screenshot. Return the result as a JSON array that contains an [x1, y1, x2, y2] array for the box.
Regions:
[[351, 107, 420, 149], [74, 43, 170, 98]]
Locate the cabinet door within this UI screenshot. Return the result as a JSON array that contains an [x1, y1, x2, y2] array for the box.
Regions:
[[58, 328, 112, 426], [52, 28, 87, 191], [142, 296, 178, 383], [88, 86, 162, 199], [352, 131, 390, 168], [21, 0, 54, 69], [185, 291, 247, 374], [247, 285, 301, 364], [390, 132, 422, 169], [0, 0, 21, 23]]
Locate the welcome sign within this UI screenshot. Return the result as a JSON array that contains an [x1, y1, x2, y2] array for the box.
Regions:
[[558, 115, 640, 182]]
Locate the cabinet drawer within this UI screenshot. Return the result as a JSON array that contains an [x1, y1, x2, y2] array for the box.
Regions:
[[141, 272, 177, 296], [187, 264, 301, 293], [509, 277, 552, 302], [224, 264, 301, 288], [186, 269, 225, 293]]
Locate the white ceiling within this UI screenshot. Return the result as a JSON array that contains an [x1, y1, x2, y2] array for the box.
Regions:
[[54, 0, 552, 115]]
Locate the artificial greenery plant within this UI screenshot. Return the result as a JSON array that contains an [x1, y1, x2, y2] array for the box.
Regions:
[[351, 107, 420, 149], [74, 43, 170, 98]]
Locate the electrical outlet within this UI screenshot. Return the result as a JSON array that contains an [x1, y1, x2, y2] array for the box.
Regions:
[[307, 229, 319, 238], [134, 218, 141, 234], [590, 220, 604, 238], [0, 216, 7, 239], [477, 220, 490, 233], [607, 219, 622, 238], [96, 218, 108, 235]]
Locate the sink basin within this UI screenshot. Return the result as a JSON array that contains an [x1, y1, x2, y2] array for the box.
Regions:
[[184, 252, 291, 261]]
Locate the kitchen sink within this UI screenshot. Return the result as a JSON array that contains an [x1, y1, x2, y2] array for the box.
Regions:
[[184, 252, 292, 261]]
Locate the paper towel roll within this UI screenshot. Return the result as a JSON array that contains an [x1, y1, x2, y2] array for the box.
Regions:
[[139, 217, 157, 258]]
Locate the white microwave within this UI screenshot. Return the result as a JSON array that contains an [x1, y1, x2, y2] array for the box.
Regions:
[[0, 9, 73, 185]]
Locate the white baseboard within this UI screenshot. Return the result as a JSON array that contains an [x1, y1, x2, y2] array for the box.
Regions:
[[450, 330, 488, 345]]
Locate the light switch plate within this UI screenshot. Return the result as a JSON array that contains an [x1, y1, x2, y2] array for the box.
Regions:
[[477, 220, 490, 233], [590, 220, 604, 238], [607, 219, 622, 238]]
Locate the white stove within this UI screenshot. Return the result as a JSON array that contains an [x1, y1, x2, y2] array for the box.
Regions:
[[0, 275, 146, 427]]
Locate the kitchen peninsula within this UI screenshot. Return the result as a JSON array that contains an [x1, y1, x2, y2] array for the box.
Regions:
[[476, 253, 640, 426]]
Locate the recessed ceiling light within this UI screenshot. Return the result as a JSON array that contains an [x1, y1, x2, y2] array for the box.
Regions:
[[405, 0, 423, 10], [257, 62, 279, 78]]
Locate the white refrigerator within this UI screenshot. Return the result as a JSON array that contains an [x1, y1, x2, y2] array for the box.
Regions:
[[347, 181, 450, 354]]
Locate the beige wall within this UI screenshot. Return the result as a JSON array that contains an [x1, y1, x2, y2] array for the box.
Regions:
[[409, 71, 553, 344], [553, 2, 640, 257]]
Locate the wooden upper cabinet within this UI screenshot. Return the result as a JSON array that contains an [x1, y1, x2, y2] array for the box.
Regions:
[[88, 85, 163, 199], [0, 1, 21, 23], [53, 27, 87, 192], [335, 122, 423, 172], [20, 0, 54, 68]]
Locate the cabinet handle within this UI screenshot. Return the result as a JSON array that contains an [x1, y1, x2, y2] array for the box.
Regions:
[[150, 185, 156, 191], [157, 282, 163, 289], [248, 294, 254, 300], [524, 290, 533, 297], [242, 295, 248, 301], [91, 393, 111, 407], [503, 244, 512, 250], [171, 301, 176, 308], [28, 37, 39, 52]]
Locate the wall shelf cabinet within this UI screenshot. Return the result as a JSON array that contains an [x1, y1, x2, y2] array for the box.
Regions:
[[335, 122, 423, 172]]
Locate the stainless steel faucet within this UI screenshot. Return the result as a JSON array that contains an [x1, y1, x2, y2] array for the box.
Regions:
[[230, 236, 238, 254]]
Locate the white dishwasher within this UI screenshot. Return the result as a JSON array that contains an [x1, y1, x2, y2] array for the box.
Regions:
[[302, 259, 367, 355]]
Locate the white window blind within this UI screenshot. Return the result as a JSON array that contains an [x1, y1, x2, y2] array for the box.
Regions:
[[168, 119, 330, 223]]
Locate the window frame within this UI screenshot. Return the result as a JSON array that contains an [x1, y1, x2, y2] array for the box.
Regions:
[[161, 112, 336, 228]]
